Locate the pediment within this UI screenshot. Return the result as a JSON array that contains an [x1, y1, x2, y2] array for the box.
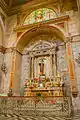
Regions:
[[32, 41, 51, 51]]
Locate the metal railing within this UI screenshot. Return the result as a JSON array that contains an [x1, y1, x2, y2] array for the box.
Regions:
[[0, 96, 71, 117]]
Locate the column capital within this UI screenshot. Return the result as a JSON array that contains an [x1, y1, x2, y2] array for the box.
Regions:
[[65, 33, 73, 42], [31, 56, 34, 59], [50, 52, 53, 55]]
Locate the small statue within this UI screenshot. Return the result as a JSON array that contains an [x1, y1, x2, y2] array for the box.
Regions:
[[8, 88, 13, 97], [76, 53, 80, 65]]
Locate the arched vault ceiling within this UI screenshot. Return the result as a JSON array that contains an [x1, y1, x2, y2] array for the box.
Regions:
[[16, 26, 65, 53], [1, 0, 77, 15], [4, 0, 31, 6]]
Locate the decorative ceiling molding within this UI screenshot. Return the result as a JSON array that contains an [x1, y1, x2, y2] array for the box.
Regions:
[[0, 0, 58, 15], [8, 0, 59, 15], [0, 0, 78, 16]]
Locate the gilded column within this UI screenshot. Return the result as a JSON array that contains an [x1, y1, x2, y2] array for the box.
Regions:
[[31, 56, 34, 79], [53, 53, 57, 77], [50, 53, 53, 79], [34, 57, 37, 78], [29, 57, 32, 79], [36, 57, 38, 78]]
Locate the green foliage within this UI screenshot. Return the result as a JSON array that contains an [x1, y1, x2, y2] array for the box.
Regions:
[[36, 92, 41, 97]]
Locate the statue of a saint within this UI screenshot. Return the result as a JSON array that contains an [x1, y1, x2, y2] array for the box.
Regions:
[[39, 58, 44, 75]]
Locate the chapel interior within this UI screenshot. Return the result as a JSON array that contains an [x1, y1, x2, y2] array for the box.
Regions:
[[0, 0, 80, 119]]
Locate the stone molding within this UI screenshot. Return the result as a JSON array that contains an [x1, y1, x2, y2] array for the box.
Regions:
[[14, 15, 69, 32], [0, 46, 22, 55]]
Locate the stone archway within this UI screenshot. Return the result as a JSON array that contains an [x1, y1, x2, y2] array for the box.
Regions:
[[16, 25, 65, 52], [12, 25, 68, 96]]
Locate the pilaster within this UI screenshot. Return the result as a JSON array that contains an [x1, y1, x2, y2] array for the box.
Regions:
[[50, 53, 53, 79], [53, 52, 57, 77], [31, 56, 34, 79], [66, 36, 77, 95]]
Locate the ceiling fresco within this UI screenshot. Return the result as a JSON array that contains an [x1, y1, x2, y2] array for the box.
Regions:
[[4, 0, 32, 6]]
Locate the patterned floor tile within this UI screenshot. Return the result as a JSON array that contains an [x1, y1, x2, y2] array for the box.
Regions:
[[54, 117, 65, 120], [0, 113, 80, 120]]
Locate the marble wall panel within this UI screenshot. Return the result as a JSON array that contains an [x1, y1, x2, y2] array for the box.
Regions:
[[57, 45, 70, 96], [20, 55, 30, 95], [67, 11, 79, 36], [13, 52, 22, 96], [4, 15, 17, 47], [0, 52, 3, 94], [57, 45, 67, 73], [0, 52, 12, 95], [2, 53, 12, 95], [71, 41, 80, 92]]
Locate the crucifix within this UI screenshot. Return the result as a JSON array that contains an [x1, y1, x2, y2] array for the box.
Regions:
[[39, 58, 44, 75]]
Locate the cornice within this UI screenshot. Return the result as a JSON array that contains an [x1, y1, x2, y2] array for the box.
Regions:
[[14, 15, 69, 32], [0, 45, 22, 55], [0, 45, 14, 54]]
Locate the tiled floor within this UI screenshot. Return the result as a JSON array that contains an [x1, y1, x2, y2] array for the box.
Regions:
[[0, 113, 80, 120], [0, 113, 68, 120]]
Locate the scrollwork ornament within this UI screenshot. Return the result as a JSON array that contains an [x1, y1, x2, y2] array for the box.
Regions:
[[1, 63, 8, 75], [76, 53, 80, 66]]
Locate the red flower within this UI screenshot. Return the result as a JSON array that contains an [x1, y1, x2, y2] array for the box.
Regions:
[[50, 100, 54, 104], [34, 78, 38, 81], [29, 86, 33, 90]]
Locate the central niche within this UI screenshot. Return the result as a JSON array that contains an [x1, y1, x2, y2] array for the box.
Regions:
[[38, 57, 48, 77], [21, 40, 67, 97], [32, 54, 52, 79], [27, 41, 57, 79]]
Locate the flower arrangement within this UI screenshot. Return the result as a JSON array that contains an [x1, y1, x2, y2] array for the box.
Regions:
[[36, 92, 42, 97], [34, 78, 38, 81], [29, 85, 33, 90]]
